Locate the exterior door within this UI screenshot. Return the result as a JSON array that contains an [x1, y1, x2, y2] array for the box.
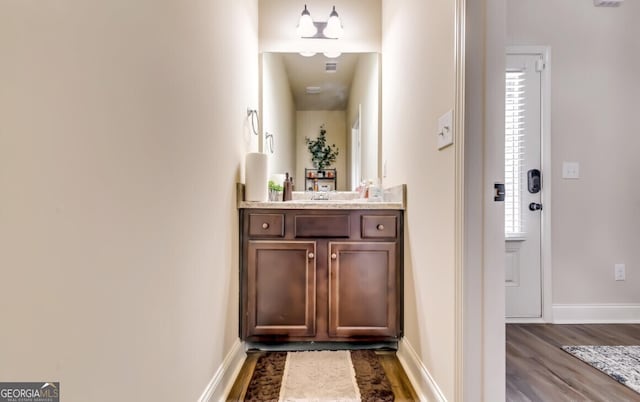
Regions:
[[505, 52, 544, 318]]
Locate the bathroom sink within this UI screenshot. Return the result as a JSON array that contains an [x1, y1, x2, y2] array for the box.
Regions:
[[288, 199, 348, 203]]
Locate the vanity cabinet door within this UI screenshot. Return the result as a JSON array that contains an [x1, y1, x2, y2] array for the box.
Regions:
[[246, 240, 316, 337], [328, 241, 398, 338]]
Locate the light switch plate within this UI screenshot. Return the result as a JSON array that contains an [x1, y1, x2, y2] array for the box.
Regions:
[[437, 110, 453, 150], [562, 162, 580, 179]]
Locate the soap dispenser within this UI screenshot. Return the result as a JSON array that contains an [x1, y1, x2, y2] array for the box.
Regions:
[[283, 172, 293, 201]]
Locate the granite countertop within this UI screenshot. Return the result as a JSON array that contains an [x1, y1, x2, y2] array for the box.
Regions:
[[237, 185, 406, 210], [238, 199, 404, 210]]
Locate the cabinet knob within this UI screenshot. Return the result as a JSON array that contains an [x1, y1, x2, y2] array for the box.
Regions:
[[331, 253, 337, 260], [308, 252, 314, 259], [262, 222, 269, 229], [377, 224, 385, 231]]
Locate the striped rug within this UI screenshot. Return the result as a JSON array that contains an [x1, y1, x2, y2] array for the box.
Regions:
[[244, 350, 394, 401]]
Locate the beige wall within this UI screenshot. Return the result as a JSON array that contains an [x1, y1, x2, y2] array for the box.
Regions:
[[347, 53, 380, 189], [259, 0, 381, 53], [262, 53, 296, 177], [507, 0, 640, 305], [382, 0, 456, 399], [296, 111, 347, 191], [0, 1, 258, 401]]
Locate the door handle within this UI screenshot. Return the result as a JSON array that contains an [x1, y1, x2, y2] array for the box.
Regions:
[[494, 183, 505, 202], [529, 202, 542, 211]]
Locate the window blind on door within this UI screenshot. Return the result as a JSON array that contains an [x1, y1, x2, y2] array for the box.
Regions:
[[505, 71, 526, 237]]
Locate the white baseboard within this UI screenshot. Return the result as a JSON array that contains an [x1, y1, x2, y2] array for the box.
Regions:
[[552, 303, 640, 324], [396, 338, 447, 402], [506, 317, 546, 324], [198, 339, 246, 402]]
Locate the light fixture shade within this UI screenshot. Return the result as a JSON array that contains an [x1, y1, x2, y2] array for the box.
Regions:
[[323, 51, 341, 59], [297, 5, 318, 37], [322, 6, 343, 39]]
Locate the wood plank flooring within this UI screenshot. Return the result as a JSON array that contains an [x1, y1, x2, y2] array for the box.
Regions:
[[226, 350, 418, 401], [507, 324, 640, 402]]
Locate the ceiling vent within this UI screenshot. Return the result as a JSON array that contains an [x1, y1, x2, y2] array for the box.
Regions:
[[325, 62, 338, 73], [305, 86, 322, 94], [594, 0, 623, 6]]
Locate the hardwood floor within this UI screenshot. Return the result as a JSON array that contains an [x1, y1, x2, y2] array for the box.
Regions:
[[226, 350, 418, 401], [507, 324, 640, 402], [375, 350, 420, 401]]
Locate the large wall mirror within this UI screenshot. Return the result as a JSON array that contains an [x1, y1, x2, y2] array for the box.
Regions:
[[261, 52, 380, 191]]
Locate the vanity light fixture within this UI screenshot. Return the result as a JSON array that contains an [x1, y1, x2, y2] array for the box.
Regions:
[[297, 5, 344, 39], [323, 6, 343, 39], [323, 51, 341, 59], [299, 51, 341, 58], [296, 5, 318, 37]]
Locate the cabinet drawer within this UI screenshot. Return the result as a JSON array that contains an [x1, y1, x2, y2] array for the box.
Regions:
[[295, 215, 350, 238], [361, 215, 397, 238], [248, 213, 284, 237]]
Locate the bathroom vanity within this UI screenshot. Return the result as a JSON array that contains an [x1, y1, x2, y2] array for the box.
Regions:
[[238, 189, 404, 345]]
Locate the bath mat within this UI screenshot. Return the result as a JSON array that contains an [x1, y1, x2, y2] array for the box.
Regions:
[[244, 350, 394, 401], [562, 345, 640, 394]]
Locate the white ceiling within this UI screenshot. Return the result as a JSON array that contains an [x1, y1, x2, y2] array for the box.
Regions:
[[281, 53, 359, 111]]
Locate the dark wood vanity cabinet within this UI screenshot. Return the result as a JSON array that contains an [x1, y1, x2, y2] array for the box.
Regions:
[[240, 209, 403, 343], [328, 241, 397, 338]]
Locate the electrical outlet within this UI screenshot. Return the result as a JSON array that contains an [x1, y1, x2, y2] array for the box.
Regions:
[[614, 263, 626, 281], [562, 162, 580, 179]]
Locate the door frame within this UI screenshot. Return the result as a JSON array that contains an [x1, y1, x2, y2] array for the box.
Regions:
[[458, 4, 555, 401], [350, 105, 362, 191], [505, 45, 553, 324]]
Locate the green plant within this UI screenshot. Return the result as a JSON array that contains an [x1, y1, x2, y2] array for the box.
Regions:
[[268, 180, 283, 192], [305, 125, 339, 170]]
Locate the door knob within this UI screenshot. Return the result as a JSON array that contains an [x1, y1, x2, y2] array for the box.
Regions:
[[529, 202, 542, 211], [308, 252, 314, 259], [331, 253, 337, 260]]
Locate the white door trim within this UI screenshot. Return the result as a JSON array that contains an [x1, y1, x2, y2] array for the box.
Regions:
[[462, 0, 506, 400], [351, 105, 362, 191], [505, 45, 553, 323], [454, 0, 466, 400]]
